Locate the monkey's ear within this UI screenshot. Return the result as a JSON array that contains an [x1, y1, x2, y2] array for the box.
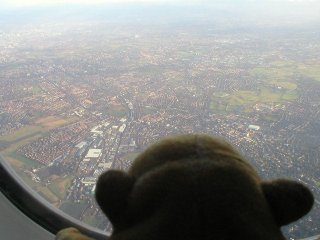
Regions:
[[95, 170, 135, 228], [261, 179, 314, 226]]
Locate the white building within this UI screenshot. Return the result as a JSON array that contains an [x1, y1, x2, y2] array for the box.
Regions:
[[81, 177, 97, 185], [86, 149, 102, 158], [119, 124, 126, 133], [248, 125, 260, 131]]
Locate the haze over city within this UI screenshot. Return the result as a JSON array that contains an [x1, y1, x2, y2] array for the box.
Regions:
[[0, 1, 319, 239]]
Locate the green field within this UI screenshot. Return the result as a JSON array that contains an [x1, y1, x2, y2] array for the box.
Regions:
[[16, 170, 60, 204], [210, 60, 320, 114], [1, 131, 44, 170], [17, 85, 43, 94], [299, 65, 320, 82], [7, 164, 73, 204], [210, 87, 298, 114], [250, 61, 320, 82], [260, 112, 281, 122], [250, 66, 293, 81], [48, 176, 73, 200], [6, 151, 42, 169], [269, 81, 297, 90], [0, 125, 44, 142]]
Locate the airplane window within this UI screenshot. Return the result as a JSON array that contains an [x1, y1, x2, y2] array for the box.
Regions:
[[0, 1, 319, 239]]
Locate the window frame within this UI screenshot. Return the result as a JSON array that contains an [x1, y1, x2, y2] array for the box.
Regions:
[[0, 156, 108, 240]]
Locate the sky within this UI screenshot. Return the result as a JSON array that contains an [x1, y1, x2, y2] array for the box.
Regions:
[[1, 0, 320, 12], [1, 0, 319, 27], [3, 0, 181, 7], [1, 0, 319, 8], [2, 0, 319, 16]]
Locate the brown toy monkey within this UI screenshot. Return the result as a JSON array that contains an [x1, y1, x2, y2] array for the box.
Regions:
[[56, 134, 314, 240]]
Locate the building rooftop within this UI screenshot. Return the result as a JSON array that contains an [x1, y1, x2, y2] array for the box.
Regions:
[[86, 149, 102, 158]]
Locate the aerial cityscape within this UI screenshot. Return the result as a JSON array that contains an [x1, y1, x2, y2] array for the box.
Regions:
[[0, 3, 320, 239]]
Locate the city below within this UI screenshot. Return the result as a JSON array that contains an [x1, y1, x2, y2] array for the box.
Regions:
[[0, 17, 319, 239]]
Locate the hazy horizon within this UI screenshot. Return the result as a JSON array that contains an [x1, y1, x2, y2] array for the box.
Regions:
[[1, 0, 320, 32]]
